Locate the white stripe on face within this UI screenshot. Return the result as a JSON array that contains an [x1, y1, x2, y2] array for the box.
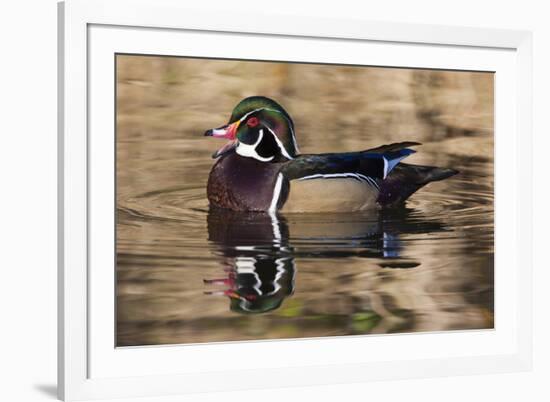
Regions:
[[265, 126, 294, 160]]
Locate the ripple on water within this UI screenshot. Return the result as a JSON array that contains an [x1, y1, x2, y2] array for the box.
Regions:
[[116, 153, 494, 345]]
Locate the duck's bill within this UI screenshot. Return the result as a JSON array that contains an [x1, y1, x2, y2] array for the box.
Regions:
[[204, 121, 239, 158]]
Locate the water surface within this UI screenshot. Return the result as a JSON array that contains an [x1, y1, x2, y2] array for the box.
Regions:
[[115, 56, 494, 346]]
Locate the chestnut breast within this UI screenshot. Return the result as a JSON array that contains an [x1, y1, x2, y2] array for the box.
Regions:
[[207, 153, 287, 211]]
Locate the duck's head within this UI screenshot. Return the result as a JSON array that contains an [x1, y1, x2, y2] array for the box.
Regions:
[[204, 96, 299, 162]]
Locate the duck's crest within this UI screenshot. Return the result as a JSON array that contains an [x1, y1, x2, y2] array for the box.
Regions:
[[229, 96, 299, 157]]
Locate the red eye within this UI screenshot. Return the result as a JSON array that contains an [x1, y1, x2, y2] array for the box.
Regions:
[[246, 117, 259, 127]]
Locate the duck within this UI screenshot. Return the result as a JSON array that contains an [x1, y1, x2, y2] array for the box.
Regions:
[[204, 96, 458, 213]]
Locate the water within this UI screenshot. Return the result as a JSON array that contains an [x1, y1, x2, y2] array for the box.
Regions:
[[115, 56, 494, 346]]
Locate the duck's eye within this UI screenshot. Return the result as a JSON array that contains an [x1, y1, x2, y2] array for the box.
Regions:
[[246, 117, 259, 128]]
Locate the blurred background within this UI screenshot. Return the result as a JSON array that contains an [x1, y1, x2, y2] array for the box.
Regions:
[[116, 55, 493, 346]]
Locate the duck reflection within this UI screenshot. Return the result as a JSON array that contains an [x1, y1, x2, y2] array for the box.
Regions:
[[204, 209, 295, 314], [204, 207, 449, 314]]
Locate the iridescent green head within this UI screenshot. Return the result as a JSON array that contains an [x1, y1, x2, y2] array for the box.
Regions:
[[204, 96, 299, 162]]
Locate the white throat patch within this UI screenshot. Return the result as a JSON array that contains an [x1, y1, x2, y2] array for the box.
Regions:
[[236, 129, 274, 162]]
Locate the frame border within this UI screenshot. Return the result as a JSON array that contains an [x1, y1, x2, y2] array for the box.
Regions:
[[58, 0, 532, 400]]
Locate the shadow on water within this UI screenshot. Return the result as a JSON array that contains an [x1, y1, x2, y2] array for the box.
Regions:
[[204, 206, 450, 314]]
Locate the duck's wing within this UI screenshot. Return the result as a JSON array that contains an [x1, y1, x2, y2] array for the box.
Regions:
[[281, 142, 418, 182]]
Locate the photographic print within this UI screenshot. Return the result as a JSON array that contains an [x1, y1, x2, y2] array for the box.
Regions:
[[115, 55, 494, 347]]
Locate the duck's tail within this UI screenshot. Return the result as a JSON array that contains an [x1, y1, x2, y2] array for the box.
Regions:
[[376, 163, 459, 206]]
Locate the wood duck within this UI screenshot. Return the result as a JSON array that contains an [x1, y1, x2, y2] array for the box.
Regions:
[[204, 96, 458, 213]]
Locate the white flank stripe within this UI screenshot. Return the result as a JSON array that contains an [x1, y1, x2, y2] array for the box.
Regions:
[[297, 172, 380, 189], [355, 173, 380, 189], [269, 173, 284, 214]]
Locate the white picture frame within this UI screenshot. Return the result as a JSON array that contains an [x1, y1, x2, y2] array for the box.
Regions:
[[58, 0, 533, 400]]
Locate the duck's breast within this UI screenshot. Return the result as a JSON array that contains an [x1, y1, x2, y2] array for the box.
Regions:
[[281, 177, 379, 213], [207, 154, 285, 211]]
